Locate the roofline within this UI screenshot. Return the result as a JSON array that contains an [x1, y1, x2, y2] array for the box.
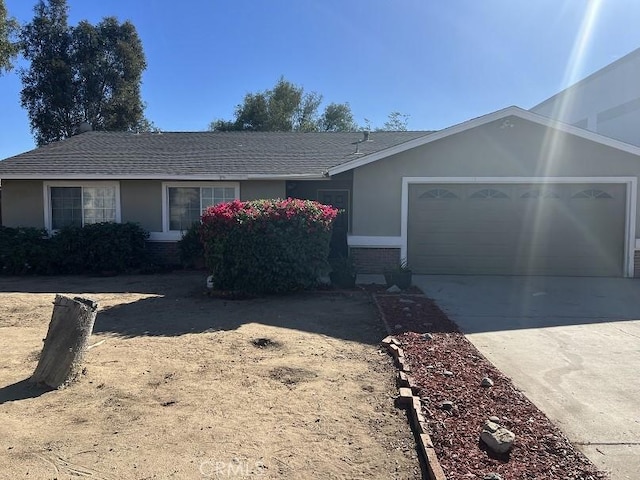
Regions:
[[0, 173, 329, 181], [530, 47, 640, 111], [327, 105, 640, 175]]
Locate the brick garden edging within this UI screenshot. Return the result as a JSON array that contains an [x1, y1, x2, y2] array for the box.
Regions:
[[372, 293, 447, 480]]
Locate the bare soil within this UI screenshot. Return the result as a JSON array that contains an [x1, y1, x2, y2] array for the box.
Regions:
[[0, 272, 420, 479], [374, 292, 609, 480]]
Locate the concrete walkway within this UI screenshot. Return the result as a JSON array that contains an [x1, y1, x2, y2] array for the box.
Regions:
[[409, 275, 640, 480]]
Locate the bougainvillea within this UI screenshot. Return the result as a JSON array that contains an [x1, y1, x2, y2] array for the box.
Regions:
[[200, 198, 338, 293]]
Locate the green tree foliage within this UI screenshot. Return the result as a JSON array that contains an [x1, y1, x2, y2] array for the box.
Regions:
[[0, 0, 19, 75], [379, 111, 410, 131], [20, 0, 148, 145], [72, 18, 146, 132], [210, 77, 358, 133], [321, 102, 357, 132]]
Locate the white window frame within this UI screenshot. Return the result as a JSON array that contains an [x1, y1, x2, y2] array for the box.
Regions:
[[156, 181, 240, 241], [43, 181, 121, 232]]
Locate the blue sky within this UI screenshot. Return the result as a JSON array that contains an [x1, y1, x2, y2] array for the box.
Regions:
[[1, 0, 640, 159]]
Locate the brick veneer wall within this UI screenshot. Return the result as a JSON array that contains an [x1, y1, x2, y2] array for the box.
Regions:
[[146, 241, 180, 266], [635, 250, 640, 278], [351, 247, 400, 274]]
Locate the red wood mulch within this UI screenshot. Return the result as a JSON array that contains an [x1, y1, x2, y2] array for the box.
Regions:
[[374, 292, 609, 480]]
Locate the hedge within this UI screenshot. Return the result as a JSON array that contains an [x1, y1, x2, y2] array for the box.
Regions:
[[0, 222, 149, 275]]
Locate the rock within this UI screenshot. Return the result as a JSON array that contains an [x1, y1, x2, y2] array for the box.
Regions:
[[386, 285, 401, 293], [397, 387, 413, 405], [402, 306, 410, 312], [484, 474, 503, 480], [480, 420, 515, 454], [443, 370, 454, 377], [481, 377, 494, 388], [440, 401, 454, 410], [399, 299, 415, 304], [488, 416, 500, 423], [422, 333, 434, 341], [381, 336, 401, 347]]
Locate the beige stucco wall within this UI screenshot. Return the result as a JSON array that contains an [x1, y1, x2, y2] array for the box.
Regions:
[[1, 180, 44, 228], [352, 116, 640, 237], [240, 180, 286, 200], [120, 180, 162, 231]]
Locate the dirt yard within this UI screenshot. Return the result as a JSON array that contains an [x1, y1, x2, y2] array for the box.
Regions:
[[0, 272, 419, 479]]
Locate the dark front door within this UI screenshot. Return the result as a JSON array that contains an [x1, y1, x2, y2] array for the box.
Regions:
[[318, 189, 349, 258]]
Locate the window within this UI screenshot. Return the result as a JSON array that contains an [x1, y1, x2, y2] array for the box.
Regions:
[[469, 188, 509, 199], [165, 184, 238, 231], [572, 189, 613, 199], [520, 189, 560, 199], [46, 183, 119, 230], [419, 188, 458, 199]]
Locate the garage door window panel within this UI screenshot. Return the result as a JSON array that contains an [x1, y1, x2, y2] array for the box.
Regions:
[[572, 189, 613, 199], [469, 188, 509, 199], [419, 188, 458, 199], [520, 189, 561, 199]]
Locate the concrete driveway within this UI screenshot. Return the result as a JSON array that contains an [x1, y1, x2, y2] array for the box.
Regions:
[[412, 275, 640, 480]]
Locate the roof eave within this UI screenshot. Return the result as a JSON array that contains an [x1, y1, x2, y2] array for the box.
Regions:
[[0, 173, 329, 181]]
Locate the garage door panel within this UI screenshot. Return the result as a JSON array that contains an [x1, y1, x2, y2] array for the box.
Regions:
[[412, 242, 516, 258], [408, 183, 625, 276], [412, 254, 517, 275]]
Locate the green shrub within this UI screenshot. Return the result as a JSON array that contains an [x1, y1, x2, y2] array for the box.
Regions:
[[200, 198, 338, 293], [0, 222, 149, 275], [177, 222, 205, 268], [49, 225, 85, 274], [0, 226, 51, 275], [68, 222, 149, 274]]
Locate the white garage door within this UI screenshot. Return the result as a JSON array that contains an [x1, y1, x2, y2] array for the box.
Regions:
[[408, 183, 626, 276]]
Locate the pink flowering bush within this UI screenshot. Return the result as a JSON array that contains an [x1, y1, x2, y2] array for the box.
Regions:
[[200, 198, 338, 293]]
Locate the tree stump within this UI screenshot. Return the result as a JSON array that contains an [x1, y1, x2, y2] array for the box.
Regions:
[[31, 295, 99, 389]]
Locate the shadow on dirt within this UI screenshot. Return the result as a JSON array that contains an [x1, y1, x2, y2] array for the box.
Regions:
[[0, 271, 202, 295], [0, 378, 53, 405], [0, 271, 387, 344], [93, 289, 384, 345]]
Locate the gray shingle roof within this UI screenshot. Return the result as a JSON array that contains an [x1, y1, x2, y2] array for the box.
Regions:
[[0, 130, 432, 179]]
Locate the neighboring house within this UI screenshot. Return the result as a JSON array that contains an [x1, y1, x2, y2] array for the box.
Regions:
[[0, 106, 639, 277], [531, 48, 640, 146]]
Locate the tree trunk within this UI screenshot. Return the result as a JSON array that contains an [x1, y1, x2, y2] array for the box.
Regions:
[[31, 295, 99, 389]]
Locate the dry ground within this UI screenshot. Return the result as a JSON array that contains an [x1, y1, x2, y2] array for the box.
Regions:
[[0, 272, 419, 479]]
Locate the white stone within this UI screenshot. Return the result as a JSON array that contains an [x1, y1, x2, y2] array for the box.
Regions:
[[480, 420, 515, 454], [440, 401, 454, 410]]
